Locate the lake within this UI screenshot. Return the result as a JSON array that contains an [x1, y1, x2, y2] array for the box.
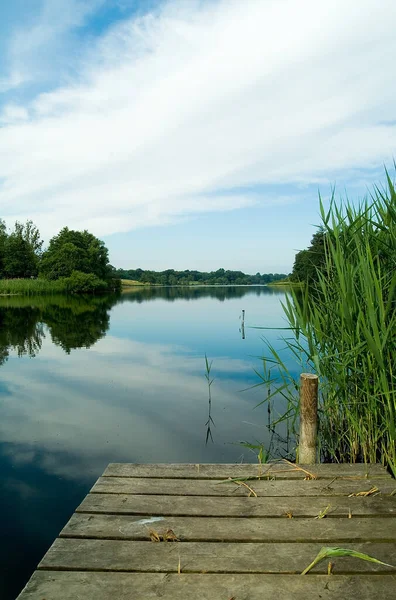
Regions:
[[0, 286, 295, 599]]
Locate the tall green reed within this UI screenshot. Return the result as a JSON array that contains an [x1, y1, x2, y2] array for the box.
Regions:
[[257, 172, 396, 474], [0, 278, 66, 295], [204, 354, 215, 444]]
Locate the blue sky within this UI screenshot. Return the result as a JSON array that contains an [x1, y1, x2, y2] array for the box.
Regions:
[[0, 0, 395, 273]]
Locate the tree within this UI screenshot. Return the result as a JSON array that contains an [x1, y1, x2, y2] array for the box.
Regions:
[[40, 227, 110, 280], [0, 220, 43, 279], [0, 219, 7, 277], [18, 220, 43, 256], [3, 221, 43, 278], [290, 230, 327, 284]]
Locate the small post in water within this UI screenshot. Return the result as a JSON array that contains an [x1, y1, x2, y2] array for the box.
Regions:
[[298, 373, 319, 464], [241, 310, 245, 340]]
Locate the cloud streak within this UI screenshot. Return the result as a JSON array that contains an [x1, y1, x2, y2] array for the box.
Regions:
[[0, 0, 395, 239], [0, 0, 104, 93]]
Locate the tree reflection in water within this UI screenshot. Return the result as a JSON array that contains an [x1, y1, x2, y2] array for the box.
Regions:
[[0, 294, 118, 362], [0, 285, 286, 362]]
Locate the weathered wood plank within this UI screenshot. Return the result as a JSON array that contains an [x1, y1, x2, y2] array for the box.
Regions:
[[39, 538, 396, 574], [78, 492, 396, 517], [17, 571, 396, 600], [16, 462, 396, 600], [62, 513, 396, 543], [92, 476, 396, 496], [104, 462, 391, 479]]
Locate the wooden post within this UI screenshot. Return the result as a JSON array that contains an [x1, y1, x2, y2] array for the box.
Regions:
[[298, 373, 319, 464]]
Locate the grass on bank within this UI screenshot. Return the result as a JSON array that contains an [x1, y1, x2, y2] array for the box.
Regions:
[[121, 279, 149, 287], [0, 278, 66, 295], [267, 280, 304, 288], [0, 271, 120, 296], [257, 172, 396, 474]]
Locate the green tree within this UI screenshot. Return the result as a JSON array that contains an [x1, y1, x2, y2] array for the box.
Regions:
[[115, 266, 289, 286], [0, 219, 7, 277], [4, 232, 35, 279], [20, 220, 44, 257], [1, 220, 43, 278], [290, 230, 327, 284], [40, 227, 110, 280]]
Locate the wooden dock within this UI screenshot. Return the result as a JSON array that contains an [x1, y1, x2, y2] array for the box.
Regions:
[[18, 462, 396, 599]]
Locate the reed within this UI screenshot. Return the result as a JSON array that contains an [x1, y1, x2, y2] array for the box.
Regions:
[[0, 272, 116, 295], [204, 354, 215, 444], [301, 546, 395, 575], [0, 278, 66, 295], [257, 172, 396, 474]]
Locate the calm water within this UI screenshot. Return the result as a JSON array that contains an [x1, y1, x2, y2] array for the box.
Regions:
[[0, 286, 295, 599]]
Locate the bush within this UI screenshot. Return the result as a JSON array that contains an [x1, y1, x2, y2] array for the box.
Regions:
[[62, 271, 108, 294], [108, 278, 122, 293]]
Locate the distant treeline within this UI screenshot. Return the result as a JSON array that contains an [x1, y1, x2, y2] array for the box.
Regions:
[[115, 268, 289, 286]]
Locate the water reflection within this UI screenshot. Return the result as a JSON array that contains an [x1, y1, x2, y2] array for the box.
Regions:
[[0, 443, 92, 600], [0, 305, 44, 363], [43, 298, 113, 354], [0, 287, 285, 360], [0, 294, 118, 359], [118, 284, 285, 303], [0, 287, 292, 600]]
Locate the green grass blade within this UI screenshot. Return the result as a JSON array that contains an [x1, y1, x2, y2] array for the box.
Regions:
[[301, 546, 395, 575]]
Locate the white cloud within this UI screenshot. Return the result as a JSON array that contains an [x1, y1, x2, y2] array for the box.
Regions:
[[0, 104, 29, 125], [0, 72, 25, 94], [0, 0, 103, 92], [0, 0, 395, 239]]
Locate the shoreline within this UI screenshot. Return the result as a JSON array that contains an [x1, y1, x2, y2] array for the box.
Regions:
[[121, 281, 293, 289]]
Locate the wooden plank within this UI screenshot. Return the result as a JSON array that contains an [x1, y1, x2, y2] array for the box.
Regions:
[[104, 462, 391, 479], [92, 476, 396, 497], [77, 492, 396, 517], [62, 513, 396, 542], [39, 538, 396, 574], [17, 571, 396, 600], [15, 462, 396, 600]]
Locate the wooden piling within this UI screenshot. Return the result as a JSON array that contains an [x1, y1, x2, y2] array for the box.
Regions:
[[298, 373, 319, 464]]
